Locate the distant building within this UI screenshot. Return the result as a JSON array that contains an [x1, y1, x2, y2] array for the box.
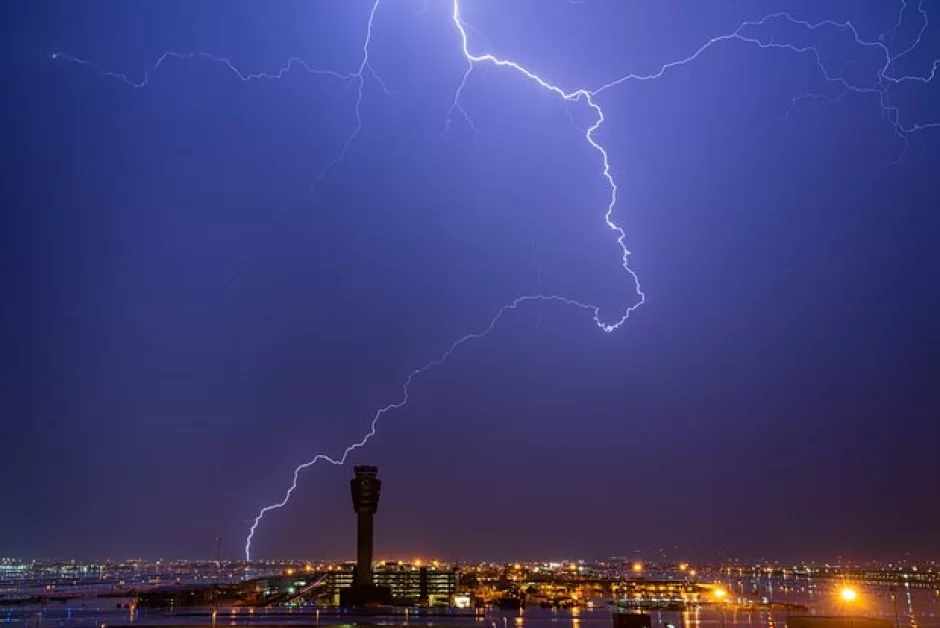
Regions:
[[326, 562, 457, 606], [611, 579, 703, 609]]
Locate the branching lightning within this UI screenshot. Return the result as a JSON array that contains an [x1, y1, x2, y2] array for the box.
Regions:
[[448, 0, 645, 334], [53, 0, 389, 191], [312, 0, 388, 189], [50, 0, 939, 561], [49, 50, 356, 87], [587, 2, 940, 146]]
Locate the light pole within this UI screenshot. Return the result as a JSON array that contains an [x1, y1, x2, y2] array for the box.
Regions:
[[890, 586, 900, 628], [214, 537, 222, 608]]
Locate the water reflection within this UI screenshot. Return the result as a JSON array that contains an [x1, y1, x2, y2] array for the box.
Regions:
[[0, 580, 936, 628]]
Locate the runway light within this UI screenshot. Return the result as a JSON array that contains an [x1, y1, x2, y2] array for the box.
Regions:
[[840, 587, 858, 603]]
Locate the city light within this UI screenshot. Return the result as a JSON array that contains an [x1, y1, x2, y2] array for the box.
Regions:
[[633, 562, 643, 573], [4, 556, 938, 612]]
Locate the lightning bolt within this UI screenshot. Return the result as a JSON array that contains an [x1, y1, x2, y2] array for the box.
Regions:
[[448, 0, 645, 334], [312, 0, 388, 190], [52, 0, 388, 190], [48, 50, 356, 87], [243, 294, 600, 560], [588, 1, 940, 145], [49, 0, 939, 561]]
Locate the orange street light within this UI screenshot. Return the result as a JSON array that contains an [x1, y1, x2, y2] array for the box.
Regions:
[[840, 587, 858, 603]]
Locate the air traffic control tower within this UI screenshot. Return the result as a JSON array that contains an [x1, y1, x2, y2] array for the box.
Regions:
[[351, 465, 381, 587], [343, 465, 392, 607]]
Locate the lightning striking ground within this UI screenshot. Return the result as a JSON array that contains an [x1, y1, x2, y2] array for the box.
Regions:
[[50, 0, 939, 561], [243, 294, 599, 560]]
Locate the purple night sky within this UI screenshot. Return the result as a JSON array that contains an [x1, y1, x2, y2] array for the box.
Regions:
[[2, 0, 939, 562]]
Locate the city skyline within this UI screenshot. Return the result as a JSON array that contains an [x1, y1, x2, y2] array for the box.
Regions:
[[3, 553, 937, 624]]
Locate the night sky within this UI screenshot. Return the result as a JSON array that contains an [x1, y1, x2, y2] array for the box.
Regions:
[[3, 0, 939, 563]]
